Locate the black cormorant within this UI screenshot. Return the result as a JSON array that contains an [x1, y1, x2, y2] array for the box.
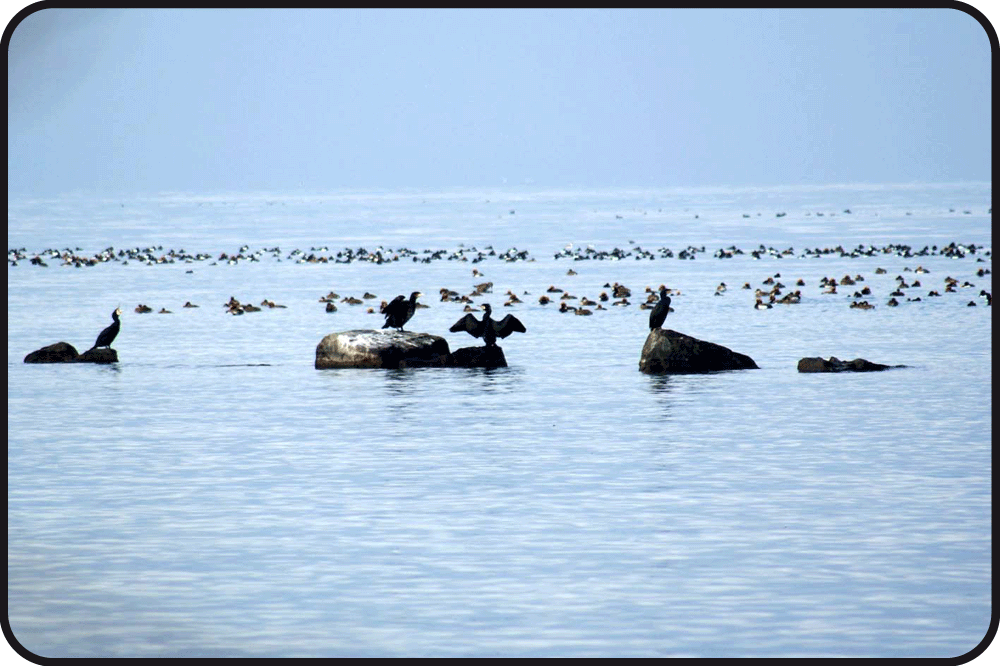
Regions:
[[382, 292, 422, 331], [648, 287, 672, 329], [449, 303, 525, 347], [89, 307, 122, 350]]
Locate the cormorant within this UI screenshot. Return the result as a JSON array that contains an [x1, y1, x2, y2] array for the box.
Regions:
[[382, 292, 422, 331], [89, 307, 122, 351], [648, 287, 672, 329], [449, 303, 525, 347]]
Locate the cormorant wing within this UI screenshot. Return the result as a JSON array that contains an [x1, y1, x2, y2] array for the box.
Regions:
[[383, 295, 405, 317], [449, 313, 484, 337], [491, 314, 526, 339]]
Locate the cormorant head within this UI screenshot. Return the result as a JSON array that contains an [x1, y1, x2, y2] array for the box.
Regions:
[[410, 291, 423, 302], [481, 303, 492, 315]]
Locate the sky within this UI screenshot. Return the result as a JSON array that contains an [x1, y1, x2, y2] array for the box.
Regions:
[[4, 7, 994, 197]]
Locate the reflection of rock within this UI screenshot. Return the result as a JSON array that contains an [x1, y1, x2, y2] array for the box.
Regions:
[[450, 345, 507, 368], [797, 356, 904, 373], [315, 330, 451, 369], [639, 329, 758, 374], [23, 342, 118, 364]]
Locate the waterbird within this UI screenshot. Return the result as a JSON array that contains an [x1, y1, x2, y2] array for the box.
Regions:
[[89, 308, 122, 351], [382, 292, 422, 331], [449, 303, 525, 347], [648, 287, 673, 329]]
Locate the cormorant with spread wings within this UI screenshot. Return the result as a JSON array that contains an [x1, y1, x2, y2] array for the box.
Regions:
[[449, 303, 525, 347]]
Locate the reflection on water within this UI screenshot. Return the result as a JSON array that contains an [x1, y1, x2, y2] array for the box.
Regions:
[[644, 373, 675, 395], [643, 373, 675, 419], [451, 365, 525, 393]]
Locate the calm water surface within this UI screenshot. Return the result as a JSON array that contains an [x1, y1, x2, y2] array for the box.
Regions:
[[7, 184, 992, 657]]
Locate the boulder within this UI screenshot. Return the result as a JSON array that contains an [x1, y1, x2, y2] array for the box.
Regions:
[[797, 356, 903, 373], [76, 348, 119, 364], [450, 345, 508, 368], [23, 342, 118, 364], [639, 329, 758, 374], [315, 329, 451, 369], [24, 342, 80, 363]]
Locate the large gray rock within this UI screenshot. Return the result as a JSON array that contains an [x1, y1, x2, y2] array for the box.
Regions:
[[639, 329, 758, 374], [797, 356, 904, 373], [450, 345, 508, 368], [24, 342, 118, 364], [315, 329, 451, 369]]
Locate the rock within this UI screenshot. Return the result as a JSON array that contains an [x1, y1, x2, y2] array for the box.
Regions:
[[23, 342, 118, 364], [24, 342, 80, 363], [450, 345, 508, 368], [76, 348, 119, 364], [639, 329, 758, 374], [797, 356, 904, 373], [315, 329, 451, 369]]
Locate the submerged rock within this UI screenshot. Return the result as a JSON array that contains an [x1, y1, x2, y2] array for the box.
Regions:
[[23, 342, 118, 364], [450, 345, 508, 368], [797, 356, 904, 373], [639, 329, 758, 374], [315, 329, 451, 369]]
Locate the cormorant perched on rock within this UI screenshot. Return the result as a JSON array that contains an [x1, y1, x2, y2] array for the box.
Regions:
[[449, 303, 525, 347], [89, 307, 122, 351], [648, 287, 672, 329], [382, 292, 422, 331]]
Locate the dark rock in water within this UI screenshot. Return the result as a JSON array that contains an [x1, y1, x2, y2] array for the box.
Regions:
[[76, 348, 119, 364], [450, 345, 507, 368], [639, 329, 758, 374], [24, 342, 118, 364], [797, 356, 904, 373], [315, 329, 451, 369], [24, 342, 80, 363]]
